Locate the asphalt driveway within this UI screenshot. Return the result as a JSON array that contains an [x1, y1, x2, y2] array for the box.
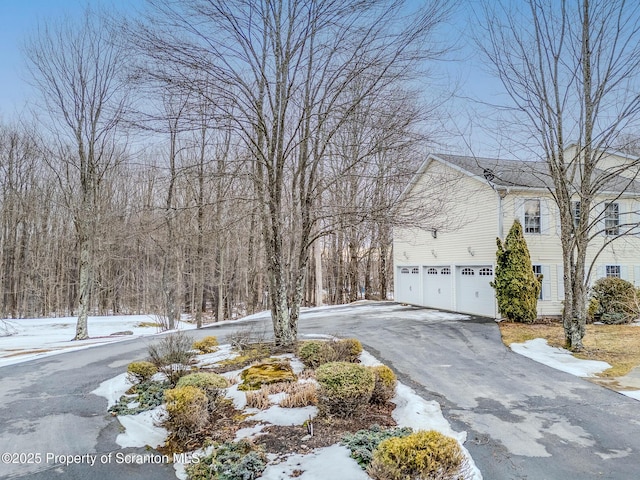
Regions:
[[1, 302, 639, 479]]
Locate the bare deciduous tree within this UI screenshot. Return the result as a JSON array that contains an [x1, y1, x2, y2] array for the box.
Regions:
[[130, 0, 453, 346], [25, 10, 130, 339], [479, 0, 640, 350]]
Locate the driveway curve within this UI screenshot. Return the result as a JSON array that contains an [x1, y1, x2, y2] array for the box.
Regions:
[[1, 302, 639, 479]]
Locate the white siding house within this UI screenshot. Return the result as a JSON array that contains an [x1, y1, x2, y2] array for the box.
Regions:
[[393, 150, 640, 318]]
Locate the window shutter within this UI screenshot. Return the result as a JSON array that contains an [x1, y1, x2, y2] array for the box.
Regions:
[[540, 199, 550, 234], [635, 266, 640, 287], [621, 266, 629, 281], [596, 202, 606, 236], [541, 265, 551, 300], [596, 265, 605, 279], [557, 265, 565, 301], [635, 201, 640, 236]]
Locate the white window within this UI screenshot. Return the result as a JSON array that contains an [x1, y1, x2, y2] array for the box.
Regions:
[[440, 267, 451, 275], [479, 267, 493, 276], [572, 201, 581, 228], [461, 268, 474, 276], [606, 265, 621, 278], [605, 202, 620, 235], [400, 268, 410, 274], [427, 267, 438, 275], [532, 265, 543, 300], [411, 267, 419, 274], [524, 199, 541, 233]]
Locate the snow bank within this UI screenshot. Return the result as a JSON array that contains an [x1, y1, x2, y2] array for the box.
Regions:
[[510, 338, 611, 377]]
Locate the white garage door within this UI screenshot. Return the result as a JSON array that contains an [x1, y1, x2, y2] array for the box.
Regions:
[[456, 266, 496, 317], [423, 266, 453, 310], [396, 266, 422, 305]]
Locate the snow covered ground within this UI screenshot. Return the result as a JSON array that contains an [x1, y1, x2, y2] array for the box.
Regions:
[[92, 345, 483, 480], [0, 303, 466, 369], [509, 338, 640, 400], [0, 314, 196, 368]]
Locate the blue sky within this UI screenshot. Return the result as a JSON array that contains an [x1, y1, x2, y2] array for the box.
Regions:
[[0, 0, 505, 156], [0, 0, 143, 118]]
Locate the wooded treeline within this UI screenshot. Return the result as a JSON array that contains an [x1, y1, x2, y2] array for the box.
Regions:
[[0, 114, 423, 320], [0, 1, 451, 340]]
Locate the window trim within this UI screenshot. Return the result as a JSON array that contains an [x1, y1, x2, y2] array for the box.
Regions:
[[606, 265, 621, 278], [532, 264, 543, 300], [604, 202, 620, 236], [524, 199, 541, 234], [572, 200, 581, 229]]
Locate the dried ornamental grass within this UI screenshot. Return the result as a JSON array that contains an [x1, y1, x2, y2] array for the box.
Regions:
[[279, 382, 318, 408]]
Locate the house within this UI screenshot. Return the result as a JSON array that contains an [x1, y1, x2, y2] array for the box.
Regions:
[[393, 147, 640, 318]]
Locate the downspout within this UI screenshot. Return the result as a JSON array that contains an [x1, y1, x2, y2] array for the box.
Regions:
[[497, 188, 509, 240]]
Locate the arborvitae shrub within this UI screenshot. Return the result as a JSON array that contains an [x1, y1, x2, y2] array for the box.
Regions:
[[368, 430, 468, 480], [491, 220, 541, 322], [315, 361, 375, 417]]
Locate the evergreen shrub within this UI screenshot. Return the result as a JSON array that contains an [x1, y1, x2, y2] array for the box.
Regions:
[[368, 430, 468, 480], [588, 277, 638, 324], [316, 361, 374, 417], [491, 220, 541, 322], [369, 365, 397, 404]]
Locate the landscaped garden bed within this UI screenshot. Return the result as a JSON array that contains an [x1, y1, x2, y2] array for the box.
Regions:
[[94, 330, 481, 480]]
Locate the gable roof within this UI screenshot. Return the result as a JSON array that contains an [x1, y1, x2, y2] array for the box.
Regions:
[[434, 154, 551, 189], [432, 153, 640, 195]]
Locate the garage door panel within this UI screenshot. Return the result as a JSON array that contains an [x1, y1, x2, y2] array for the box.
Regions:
[[423, 266, 452, 310], [396, 266, 421, 305], [456, 266, 495, 317]]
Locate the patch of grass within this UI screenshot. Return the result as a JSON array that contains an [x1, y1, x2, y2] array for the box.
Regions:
[[498, 321, 640, 378]]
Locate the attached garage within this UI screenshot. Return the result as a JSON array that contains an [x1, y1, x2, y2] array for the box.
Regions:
[[455, 266, 496, 317], [395, 266, 422, 305], [423, 266, 453, 310]]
